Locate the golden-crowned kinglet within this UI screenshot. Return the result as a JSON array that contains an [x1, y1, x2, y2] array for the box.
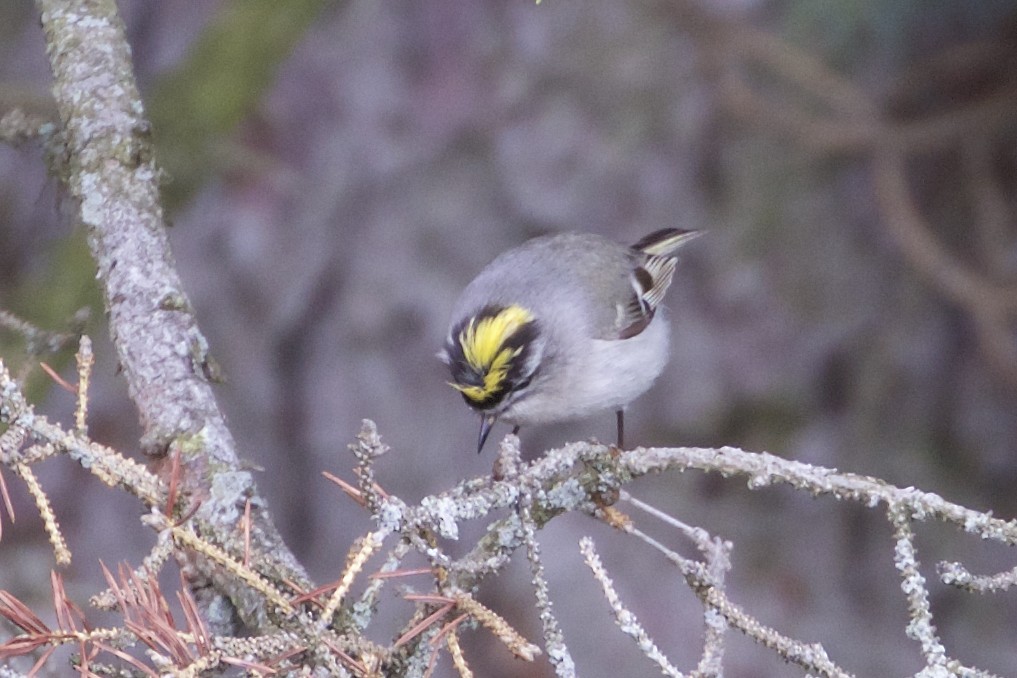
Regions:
[[440, 229, 701, 453]]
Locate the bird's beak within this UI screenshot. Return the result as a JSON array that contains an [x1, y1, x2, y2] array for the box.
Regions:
[[477, 414, 496, 454]]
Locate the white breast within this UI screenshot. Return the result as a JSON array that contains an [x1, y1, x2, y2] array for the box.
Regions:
[[572, 313, 671, 414]]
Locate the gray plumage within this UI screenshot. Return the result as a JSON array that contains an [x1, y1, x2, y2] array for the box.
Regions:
[[442, 229, 700, 452]]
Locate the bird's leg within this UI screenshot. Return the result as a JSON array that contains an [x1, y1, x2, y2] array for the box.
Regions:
[[615, 409, 624, 449]]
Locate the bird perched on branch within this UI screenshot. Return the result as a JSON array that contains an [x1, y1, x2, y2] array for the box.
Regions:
[[440, 228, 700, 453]]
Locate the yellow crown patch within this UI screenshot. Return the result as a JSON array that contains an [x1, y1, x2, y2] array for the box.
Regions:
[[449, 305, 534, 404]]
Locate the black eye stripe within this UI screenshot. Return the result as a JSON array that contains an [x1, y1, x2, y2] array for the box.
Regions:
[[511, 363, 539, 394], [501, 319, 538, 356]]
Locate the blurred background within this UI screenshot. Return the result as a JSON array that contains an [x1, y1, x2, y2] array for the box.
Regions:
[[2, 1, 1017, 675]]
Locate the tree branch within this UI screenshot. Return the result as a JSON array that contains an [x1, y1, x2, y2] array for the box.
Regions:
[[34, 0, 309, 633]]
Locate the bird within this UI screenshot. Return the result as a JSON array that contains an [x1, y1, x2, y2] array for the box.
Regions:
[[440, 228, 700, 453]]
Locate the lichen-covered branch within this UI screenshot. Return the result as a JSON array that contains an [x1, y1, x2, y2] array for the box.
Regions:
[[34, 0, 308, 633], [2, 398, 1015, 675], [345, 421, 1016, 677], [580, 537, 683, 677]]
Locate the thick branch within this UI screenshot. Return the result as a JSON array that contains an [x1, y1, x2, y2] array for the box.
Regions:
[[35, 0, 309, 632]]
